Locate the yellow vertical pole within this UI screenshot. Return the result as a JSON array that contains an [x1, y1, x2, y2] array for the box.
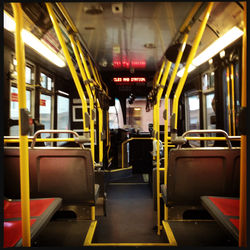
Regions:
[[11, 3, 31, 246], [226, 66, 232, 135], [179, 2, 202, 33], [70, 34, 95, 162], [239, 1, 247, 247], [172, 2, 214, 129], [97, 100, 104, 163], [230, 64, 236, 136], [163, 33, 189, 221], [153, 61, 166, 137], [155, 60, 172, 235], [46, 3, 89, 132], [88, 57, 105, 165]]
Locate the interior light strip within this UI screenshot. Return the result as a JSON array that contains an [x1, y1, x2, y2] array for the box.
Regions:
[[4, 11, 66, 68], [177, 26, 243, 77]]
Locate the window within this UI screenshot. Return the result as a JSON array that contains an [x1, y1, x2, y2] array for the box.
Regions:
[[40, 72, 53, 91], [9, 86, 31, 136], [185, 93, 200, 147], [204, 92, 216, 146], [109, 98, 124, 129], [40, 93, 52, 145], [25, 66, 32, 84], [57, 95, 70, 146], [202, 72, 215, 91]]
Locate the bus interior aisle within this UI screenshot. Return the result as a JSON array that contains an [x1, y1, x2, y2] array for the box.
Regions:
[[2, 1, 247, 248], [34, 172, 237, 247]]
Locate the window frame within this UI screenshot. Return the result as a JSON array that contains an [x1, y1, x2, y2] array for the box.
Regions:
[[9, 55, 36, 136]]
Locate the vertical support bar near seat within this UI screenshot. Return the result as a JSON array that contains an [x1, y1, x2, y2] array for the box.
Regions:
[[226, 66, 232, 135], [230, 64, 236, 136], [155, 59, 172, 235], [11, 3, 31, 247], [239, 1, 247, 247], [163, 33, 189, 221], [172, 2, 214, 130], [70, 34, 95, 163]]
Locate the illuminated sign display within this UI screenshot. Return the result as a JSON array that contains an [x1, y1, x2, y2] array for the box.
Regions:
[[113, 77, 146, 83]]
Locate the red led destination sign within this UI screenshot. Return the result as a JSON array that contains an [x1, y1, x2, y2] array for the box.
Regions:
[[113, 77, 146, 83]]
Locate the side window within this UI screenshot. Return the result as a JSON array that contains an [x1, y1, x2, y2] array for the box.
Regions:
[[185, 93, 200, 147], [109, 98, 124, 129], [57, 94, 70, 146], [39, 70, 54, 145], [9, 57, 35, 136], [202, 71, 215, 146]]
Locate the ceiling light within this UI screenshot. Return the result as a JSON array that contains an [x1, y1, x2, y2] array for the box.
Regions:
[[177, 26, 243, 77], [177, 64, 196, 78], [208, 58, 213, 64], [4, 11, 66, 68], [3, 11, 16, 32]]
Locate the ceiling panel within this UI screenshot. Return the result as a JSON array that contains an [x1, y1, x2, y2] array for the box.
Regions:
[[62, 2, 243, 72]]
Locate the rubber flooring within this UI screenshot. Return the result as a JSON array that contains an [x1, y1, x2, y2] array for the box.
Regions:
[[93, 183, 168, 243]]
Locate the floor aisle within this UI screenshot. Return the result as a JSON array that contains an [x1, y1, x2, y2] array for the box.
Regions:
[[93, 182, 168, 243]]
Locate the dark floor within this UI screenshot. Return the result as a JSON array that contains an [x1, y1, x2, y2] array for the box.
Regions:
[[34, 173, 238, 247], [93, 183, 168, 243], [35, 219, 91, 246]]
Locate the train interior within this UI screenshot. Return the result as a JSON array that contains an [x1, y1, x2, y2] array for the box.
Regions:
[[2, 2, 247, 247]]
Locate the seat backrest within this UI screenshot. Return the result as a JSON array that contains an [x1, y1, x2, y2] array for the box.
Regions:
[[166, 147, 240, 206], [4, 147, 95, 205]]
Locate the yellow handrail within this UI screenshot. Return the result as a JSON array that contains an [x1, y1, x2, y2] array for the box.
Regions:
[[239, 1, 247, 247], [230, 63, 236, 136], [11, 3, 31, 246], [46, 3, 89, 131], [4, 135, 241, 144], [153, 60, 166, 134], [226, 66, 232, 135], [155, 59, 172, 235], [172, 2, 214, 130], [87, 55, 105, 164], [55, 2, 78, 33], [179, 2, 202, 33], [69, 34, 95, 162], [163, 33, 189, 221]]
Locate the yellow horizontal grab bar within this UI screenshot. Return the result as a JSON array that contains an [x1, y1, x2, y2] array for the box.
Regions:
[[4, 138, 76, 143], [185, 136, 241, 141], [5, 136, 240, 144]]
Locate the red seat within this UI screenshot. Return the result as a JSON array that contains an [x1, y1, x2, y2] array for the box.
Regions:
[[4, 198, 56, 219], [3, 197, 62, 247], [4, 219, 36, 248], [208, 196, 239, 217]]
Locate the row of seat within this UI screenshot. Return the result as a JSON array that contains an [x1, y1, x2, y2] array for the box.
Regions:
[[4, 147, 100, 205], [158, 146, 240, 240], [4, 146, 102, 247]]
